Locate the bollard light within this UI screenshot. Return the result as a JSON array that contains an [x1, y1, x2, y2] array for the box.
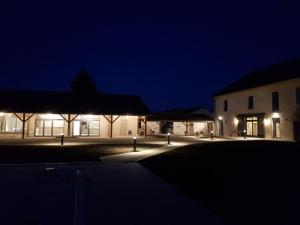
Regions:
[[133, 136, 137, 152], [210, 130, 214, 140], [167, 133, 171, 145], [243, 130, 246, 139], [60, 133, 64, 145]]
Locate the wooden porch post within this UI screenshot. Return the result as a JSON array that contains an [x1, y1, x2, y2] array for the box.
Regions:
[[22, 113, 26, 139], [13, 113, 35, 139], [67, 114, 71, 137], [110, 115, 113, 138], [183, 122, 189, 135], [60, 114, 79, 137], [102, 115, 120, 138]]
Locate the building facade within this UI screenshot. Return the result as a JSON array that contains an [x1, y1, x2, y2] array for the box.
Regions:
[[0, 90, 149, 139], [214, 59, 300, 141], [0, 113, 141, 138]]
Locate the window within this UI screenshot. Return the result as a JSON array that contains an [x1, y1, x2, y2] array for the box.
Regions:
[[73, 115, 100, 136], [35, 119, 65, 136], [248, 96, 253, 109], [297, 87, 300, 105], [224, 100, 228, 112], [0, 113, 22, 133], [272, 92, 279, 112]]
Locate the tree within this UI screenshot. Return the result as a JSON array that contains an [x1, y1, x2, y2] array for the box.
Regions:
[[70, 69, 99, 95]]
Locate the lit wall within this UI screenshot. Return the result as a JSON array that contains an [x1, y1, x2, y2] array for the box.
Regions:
[[214, 78, 300, 140]]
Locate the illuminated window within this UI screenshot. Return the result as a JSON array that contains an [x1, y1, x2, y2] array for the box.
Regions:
[[0, 113, 22, 133], [73, 115, 100, 136], [35, 114, 64, 136]]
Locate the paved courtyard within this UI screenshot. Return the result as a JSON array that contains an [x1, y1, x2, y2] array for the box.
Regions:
[[0, 135, 279, 164]]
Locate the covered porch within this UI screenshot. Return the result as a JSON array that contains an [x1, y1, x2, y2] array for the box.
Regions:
[[0, 90, 150, 139], [145, 112, 214, 137]]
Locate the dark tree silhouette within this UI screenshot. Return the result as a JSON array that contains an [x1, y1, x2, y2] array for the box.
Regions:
[[70, 69, 99, 95]]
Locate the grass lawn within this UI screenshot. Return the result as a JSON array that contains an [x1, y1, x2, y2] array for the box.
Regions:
[[0, 143, 162, 164], [141, 140, 300, 225]]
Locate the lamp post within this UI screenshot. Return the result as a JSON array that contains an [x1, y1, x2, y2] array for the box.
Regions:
[[60, 133, 64, 146], [210, 130, 214, 140], [133, 136, 137, 152], [167, 133, 171, 145], [243, 130, 246, 139]]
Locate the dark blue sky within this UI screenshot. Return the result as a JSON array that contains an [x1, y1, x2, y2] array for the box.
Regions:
[[1, 0, 300, 111]]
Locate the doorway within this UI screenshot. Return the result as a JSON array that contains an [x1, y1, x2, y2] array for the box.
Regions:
[[219, 120, 224, 136], [246, 117, 258, 136], [35, 119, 65, 137], [72, 120, 100, 136], [273, 118, 280, 138]]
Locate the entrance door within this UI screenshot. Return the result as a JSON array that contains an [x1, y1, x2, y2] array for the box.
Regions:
[[219, 120, 224, 136], [246, 121, 253, 136], [73, 121, 81, 136], [273, 118, 280, 138], [246, 117, 258, 137]]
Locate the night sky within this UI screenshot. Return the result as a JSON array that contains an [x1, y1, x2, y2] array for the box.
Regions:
[[1, 0, 300, 112]]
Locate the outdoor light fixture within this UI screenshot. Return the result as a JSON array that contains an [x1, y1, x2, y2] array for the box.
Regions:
[[60, 133, 64, 146], [133, 136, 137, 152], [167, 133, 171, 144], [243, 130, 246, 139], [264, 118, 271, 126], [218, 116, 223, 120], [234, 118, 239, 126], [210, 130, 214, 140], [272, 112, 280, 119], [0, 112, 4, 117]]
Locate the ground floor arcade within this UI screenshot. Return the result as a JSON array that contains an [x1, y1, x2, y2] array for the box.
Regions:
[[215, 112, 300, 140]]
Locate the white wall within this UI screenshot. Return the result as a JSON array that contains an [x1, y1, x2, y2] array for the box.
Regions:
[[173, 122, 186, 135], [194, 122, 208, 135], [110, 115, 138, 137], [146, 122, 160, 135], [214, 78, 300, 140]]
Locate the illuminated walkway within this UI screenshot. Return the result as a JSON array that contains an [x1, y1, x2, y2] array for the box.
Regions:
[[100, 142, 187, 162]]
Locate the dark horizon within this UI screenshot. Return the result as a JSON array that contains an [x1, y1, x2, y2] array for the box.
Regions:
[[1, 0, 300, 112]]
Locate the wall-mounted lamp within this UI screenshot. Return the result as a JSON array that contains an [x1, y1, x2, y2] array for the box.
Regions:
[[263, 118, 271, 126], [234, 118, 239, 126], [272, 112, 280, 119], [218, 116, 223, 120]]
